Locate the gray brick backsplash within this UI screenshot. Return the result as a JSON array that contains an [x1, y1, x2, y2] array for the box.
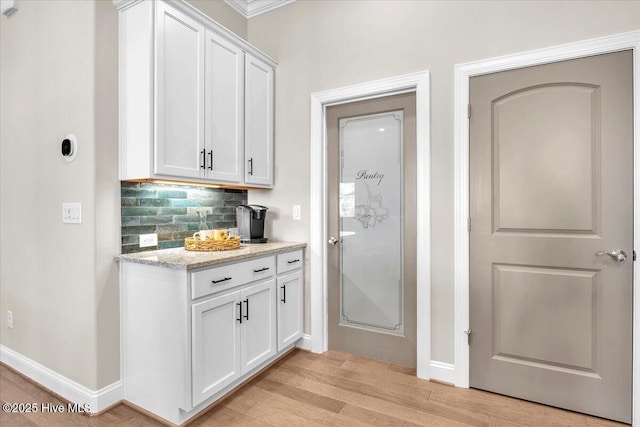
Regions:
[[120, 183, 246, 254]]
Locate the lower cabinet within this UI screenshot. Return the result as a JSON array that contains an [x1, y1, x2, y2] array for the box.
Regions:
[[121, 248, 303, 425], [240, 280, 277, 372], [192, 291, 241, 406], [192, 279, 276, 406], [277, 271, 304, 351]]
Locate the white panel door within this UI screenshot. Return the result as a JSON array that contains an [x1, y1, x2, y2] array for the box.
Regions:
[[244, 54, 274, 187], [240, 279, 276, 373], [155, 2, 205, 178], [204, 30, 244, 183], [277, 271, 304, 351], [191, 291, 241, 406]]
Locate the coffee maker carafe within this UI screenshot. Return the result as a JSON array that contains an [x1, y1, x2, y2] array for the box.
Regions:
[[236, 205, 268, 243]]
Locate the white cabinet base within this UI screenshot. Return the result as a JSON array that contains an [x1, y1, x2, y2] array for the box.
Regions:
[[120, 249, 303, 426]]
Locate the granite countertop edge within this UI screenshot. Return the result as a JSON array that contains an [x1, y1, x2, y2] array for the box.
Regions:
[[115, 242, 307, 270]]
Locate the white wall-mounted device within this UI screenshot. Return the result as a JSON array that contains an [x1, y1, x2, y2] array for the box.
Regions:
[[1, 0, 19, 17], [61, 134, 78, 162]]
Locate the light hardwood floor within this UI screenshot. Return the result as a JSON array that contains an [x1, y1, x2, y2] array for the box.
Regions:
[[0, 350, 629, 426]]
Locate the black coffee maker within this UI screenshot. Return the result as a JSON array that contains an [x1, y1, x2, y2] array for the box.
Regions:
[[236, 205, 268, 243]]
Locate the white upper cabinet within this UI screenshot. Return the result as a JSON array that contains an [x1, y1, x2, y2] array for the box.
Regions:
[[205, 30, 244, 184], [244, 54, 275, 187], [154, 2, 205, 178], [117, 0, 276, 188]]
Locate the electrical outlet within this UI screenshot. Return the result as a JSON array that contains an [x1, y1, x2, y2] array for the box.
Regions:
[[292, 205, 301, 221], [7, 311, 13, 329], [139, 233, 158, 248]]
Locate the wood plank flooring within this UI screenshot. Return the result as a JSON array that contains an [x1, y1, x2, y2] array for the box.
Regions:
[[0, 350, 629, 426]]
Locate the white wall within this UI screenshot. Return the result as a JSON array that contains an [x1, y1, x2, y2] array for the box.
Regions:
[[246, 0, 640, 363], [1, 0, 102, 388], [0, 0, 246, 391]]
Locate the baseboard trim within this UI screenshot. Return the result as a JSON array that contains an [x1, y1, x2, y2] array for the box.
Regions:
[[429, 360, 455, 385], [295, 334, 313, 352], [0, 345, 122, 413]]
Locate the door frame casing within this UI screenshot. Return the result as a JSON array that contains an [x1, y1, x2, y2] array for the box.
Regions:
[[453, 30, 640, 423], [309, 71, 431, 378]]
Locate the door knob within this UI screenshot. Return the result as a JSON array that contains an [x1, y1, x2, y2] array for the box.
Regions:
[[328, 237, 341, 245], [595, 249, 627, 262]]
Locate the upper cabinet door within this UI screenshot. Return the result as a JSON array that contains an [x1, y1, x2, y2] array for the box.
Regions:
[[244, 54, 274, 187], [154, 2, 205, 178], [205, 30, 244, 183]]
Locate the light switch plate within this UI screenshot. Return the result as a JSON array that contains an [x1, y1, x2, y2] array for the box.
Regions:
[[62, 203, 82, 224], [292, 205, 301, 221]]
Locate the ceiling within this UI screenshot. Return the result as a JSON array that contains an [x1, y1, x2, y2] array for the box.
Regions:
[[224, 0, 296, 18]]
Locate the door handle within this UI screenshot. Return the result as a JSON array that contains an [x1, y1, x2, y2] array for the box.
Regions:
[[281, 285, 286, 303], [595, 249, 627, 262], [200, 149, 206, 170], [208, 150, 213, 171], [236, 302, 242, 323], [243, 298, 249, 321], [248, 158, 253, 176], [328, 237, 341, 245]]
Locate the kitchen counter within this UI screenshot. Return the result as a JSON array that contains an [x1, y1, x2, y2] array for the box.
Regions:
[[115, 241, 306, 270]]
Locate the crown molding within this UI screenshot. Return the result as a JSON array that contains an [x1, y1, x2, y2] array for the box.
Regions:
[[112, 0, 143, 11], [225, 0, 295, 19]]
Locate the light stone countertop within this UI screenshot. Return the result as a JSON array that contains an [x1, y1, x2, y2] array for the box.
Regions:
[[115, 241, 306, 270]]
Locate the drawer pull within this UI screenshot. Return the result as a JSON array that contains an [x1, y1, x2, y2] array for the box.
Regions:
[[244, 298, 249, 320], [281, 285, 286, 303], [287, 259, 300, 264], [212, 277, 232, 284], [253, 267, 270, 273], [236, 302, 242, 323]]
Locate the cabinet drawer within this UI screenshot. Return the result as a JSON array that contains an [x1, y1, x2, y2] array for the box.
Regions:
[[277, 250, 303, 274], [191, 256, 275, 300]]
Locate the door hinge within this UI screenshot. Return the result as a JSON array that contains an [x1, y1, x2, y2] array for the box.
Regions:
[[464, 329, 472, 345], [467, 104, 471, 119], [634, 250, 636, 261], [467, 217, 471, 232]]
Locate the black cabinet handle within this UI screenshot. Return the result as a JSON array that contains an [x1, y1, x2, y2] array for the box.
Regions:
[[253, 267, 270, 273], [237, 302, 242, 323], [287, 259, 300, 264], [200, 149, 206, 169], [211, 277, 232, 284], [243, 298, 249, 320], [281, 285, 286, 303], [248, 158, 253, 175], [208, 150, 213, 171]]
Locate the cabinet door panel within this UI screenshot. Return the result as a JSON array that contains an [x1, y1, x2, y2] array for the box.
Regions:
[[155, 2, 205, 178], [244, 54, 274, 187], [205, 30, 244, 183], [192, 291, 241, 406], [240, 279, 276, 373], [277, 271, 304, 351]]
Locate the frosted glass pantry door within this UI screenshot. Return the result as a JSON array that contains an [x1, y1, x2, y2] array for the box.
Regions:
[[327, 92, 416, 368], [339, 112, 404, 334]]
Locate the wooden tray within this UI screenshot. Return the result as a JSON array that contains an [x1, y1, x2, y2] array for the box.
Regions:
[[184, 236, 241, 252]]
